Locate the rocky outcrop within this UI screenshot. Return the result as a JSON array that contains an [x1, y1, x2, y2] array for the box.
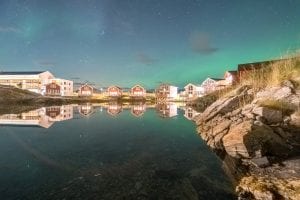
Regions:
[[195, 83, 300, 199]]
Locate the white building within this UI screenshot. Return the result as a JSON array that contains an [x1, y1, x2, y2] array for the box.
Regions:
[[0, 71, 54, 94], [201, 77, 226, 94], [184, 83, 205, 98], [0, 71, 73, 96], [156, 84, 178, 101], [224, 71, 238, 85], [46, 78, 73, 96]]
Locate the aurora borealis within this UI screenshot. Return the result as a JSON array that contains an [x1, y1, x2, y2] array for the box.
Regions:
[[0, 0, 300, 88]]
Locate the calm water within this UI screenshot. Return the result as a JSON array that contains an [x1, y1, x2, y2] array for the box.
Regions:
[[0, 104, 235, 200]]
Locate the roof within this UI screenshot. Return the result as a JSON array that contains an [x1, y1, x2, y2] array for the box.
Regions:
[[237, 59, 289, 71], [210, 78, 225, 81], [0, 71, 46, 75], [225, 70, 238, 75], [184, 83, 202, 88]]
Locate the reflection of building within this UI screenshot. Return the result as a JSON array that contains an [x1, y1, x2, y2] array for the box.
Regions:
[[183, 107, 200, 121], [130, 85, 146, 98], [78, 83, 93, 97], [107, 86, 122, 97], [78, 104, 94, 117], [184, 83, 205, 98], [0, 105, 74, 129], [131, 104, 146, 117], [46, 105, 73, 121], [155, 84, 178, 102], [0, 71, 54, 94], [156, 103, 178, 118], [107, 104, 123, 116]]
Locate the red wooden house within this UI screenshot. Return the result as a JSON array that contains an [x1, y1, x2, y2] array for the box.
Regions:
[[78, 83, 93, 97], [45, 82, 61, 96], [130, 85, 146, 98], [107, 86, 122, 97]]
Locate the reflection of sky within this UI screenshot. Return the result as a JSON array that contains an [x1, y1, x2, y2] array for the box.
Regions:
[[0, 107, 234, 199], [1, 0, 300, 88]]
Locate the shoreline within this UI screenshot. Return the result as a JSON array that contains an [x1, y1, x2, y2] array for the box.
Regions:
[[193, 84, 300, 199]]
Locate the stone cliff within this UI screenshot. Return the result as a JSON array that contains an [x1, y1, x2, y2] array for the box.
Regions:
[[194, 81, 300, 199]]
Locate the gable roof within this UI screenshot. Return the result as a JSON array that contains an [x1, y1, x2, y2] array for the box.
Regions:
[[210, 78, 225, 81], [225, 70, 238, 75], [0, 71, 46, 75], [237, 59, 285, 71], [184, 83, 202, 88]]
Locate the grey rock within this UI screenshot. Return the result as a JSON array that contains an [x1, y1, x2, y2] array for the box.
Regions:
[[252, 107, 282, 124], [250, 157, 270, 168]]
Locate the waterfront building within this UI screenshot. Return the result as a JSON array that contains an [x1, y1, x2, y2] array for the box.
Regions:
[[47, 78, 73, 96], [107, 86, 122, 97], [224, 70, 238, 85], [184, 83, 205, 98], [155, 84, 178, 101], [0, 71, 54, 94], [130, 85, 146, 98], [78, 83, 94, 97]]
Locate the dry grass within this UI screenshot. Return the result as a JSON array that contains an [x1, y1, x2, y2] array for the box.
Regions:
[[258, 99, 296, 115], [240, 56, 300, 91]]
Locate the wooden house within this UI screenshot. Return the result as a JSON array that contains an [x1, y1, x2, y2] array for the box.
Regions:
[[224, 70, 238, 85], [237, 60, 278, 81], [107, 86, 122, 97], [130, 85, 146, 98], [201, 78, 225, 94], [78, 83, 93, 97], [45, 82, 61, 96], [184, 83, 204, 98]]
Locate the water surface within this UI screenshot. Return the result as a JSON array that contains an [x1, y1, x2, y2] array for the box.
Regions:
[[0, 104, 235, 199]]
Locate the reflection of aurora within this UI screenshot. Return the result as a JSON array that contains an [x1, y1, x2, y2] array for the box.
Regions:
[[0, 102, 234, 199], [5, 128, 71, 171]]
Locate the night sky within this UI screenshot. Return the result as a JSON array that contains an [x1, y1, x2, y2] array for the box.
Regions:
[[0, 0, 300, 88]]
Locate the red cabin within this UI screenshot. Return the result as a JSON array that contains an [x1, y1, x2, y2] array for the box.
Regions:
[[107, 86, 122, 97], [130, 85, 146, 97], [46, 82, 60, 96], [78, 84, 93, 97]]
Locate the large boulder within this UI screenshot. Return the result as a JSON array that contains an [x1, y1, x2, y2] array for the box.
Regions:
[[256, 86, 293, 101], [222, 120, 288, 159], [252, 107, 283, 124]]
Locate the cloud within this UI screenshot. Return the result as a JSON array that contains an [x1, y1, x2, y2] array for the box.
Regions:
[[189, 31, 218, 55], [0, 26, 20, 33], [136, 53, 158, 65]]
